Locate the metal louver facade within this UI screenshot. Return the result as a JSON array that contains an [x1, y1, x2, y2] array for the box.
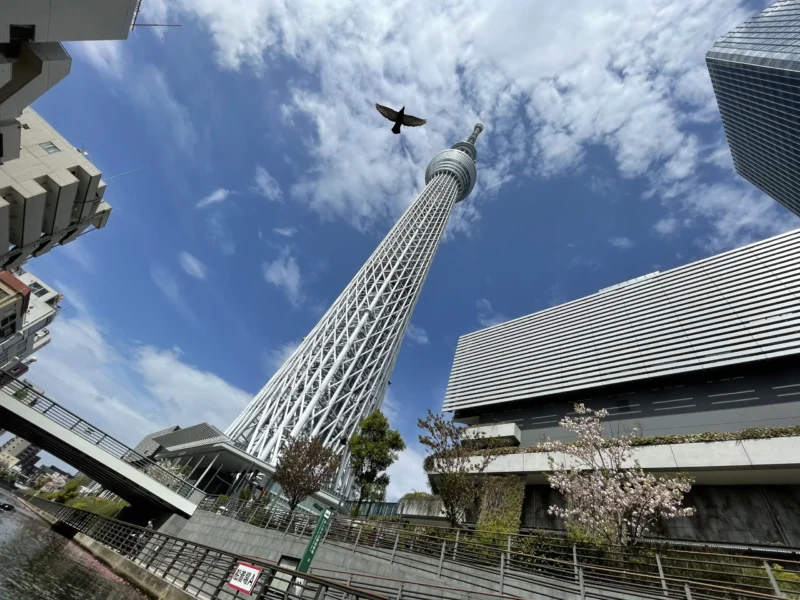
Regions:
[[706, 0, 800, 217], [444, 228, 800, 413]]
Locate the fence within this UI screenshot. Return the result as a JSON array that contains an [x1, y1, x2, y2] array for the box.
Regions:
[[27, 497, 591, 600], [196, 495, 800, 600], [342, 500, 400, 518], [2, 372, 202, 499], [27, 496, 388, 600]]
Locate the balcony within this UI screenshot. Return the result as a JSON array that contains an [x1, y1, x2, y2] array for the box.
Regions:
[[464, 422, 521, 449]]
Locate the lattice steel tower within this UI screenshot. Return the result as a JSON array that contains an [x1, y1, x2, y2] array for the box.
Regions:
[[226, 123, 484, 493]]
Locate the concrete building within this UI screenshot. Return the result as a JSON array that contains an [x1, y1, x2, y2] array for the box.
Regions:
[[707, 0, 800, 217], [0, 108, 112, 269], [0, 1, 138, 268], [440, 229, 800, 545], [133, 425, 181, 461], [0, 268, 61, 374], [0, 0, 139, 163], [0, 435, 40, 470]]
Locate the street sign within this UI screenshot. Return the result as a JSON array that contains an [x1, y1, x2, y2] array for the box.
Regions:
[[297, 508, 333, 573], [227, 562, 262, 595]]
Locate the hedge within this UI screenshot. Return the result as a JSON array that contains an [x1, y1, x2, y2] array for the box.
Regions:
[[424, 425, 800, 472]]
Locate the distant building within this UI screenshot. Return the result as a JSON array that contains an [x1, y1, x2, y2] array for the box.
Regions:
[[31, 463, 71, 482], [0, 435, 40, 470], [439, 229, 800, 545], [0, 268, 61, 375], [707, 0, 800, 217]]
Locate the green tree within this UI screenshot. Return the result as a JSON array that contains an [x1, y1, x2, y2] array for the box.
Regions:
[[273, 435, 341, 513], [348, 410, 405, 516], [52, 474, 89, 503], [418, 410, 495, 528]]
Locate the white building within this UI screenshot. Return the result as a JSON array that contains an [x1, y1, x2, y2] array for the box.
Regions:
[[0, 0, 139, 164], [0, 108, 112, 269], [0, 267, 60, 374], [0, 0, 138, 268]]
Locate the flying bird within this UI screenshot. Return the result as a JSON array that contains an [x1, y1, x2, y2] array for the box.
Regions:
[[375, 103, 427, 134]]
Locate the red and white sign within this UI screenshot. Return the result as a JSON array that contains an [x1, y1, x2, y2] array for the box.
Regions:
[[227, 562, 262, 595]]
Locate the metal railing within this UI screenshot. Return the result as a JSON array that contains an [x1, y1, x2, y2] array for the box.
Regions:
[[2, 373, 202, 500], [196, 496, 800, 600], [26, 497, 388, 600], [342, 500, 399, 518]]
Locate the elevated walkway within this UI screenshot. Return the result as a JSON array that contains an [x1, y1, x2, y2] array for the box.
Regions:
[[0, 374, 203, 516]]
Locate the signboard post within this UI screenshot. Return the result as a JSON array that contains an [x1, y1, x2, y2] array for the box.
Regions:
[[297, 508, 333, 573], [227, 562, 262, 595]]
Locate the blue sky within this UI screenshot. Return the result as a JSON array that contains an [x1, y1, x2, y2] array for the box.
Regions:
[[13, 0, 797, 498]]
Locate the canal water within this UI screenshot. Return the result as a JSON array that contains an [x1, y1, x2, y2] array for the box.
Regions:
[[0, 489, 148, 600]]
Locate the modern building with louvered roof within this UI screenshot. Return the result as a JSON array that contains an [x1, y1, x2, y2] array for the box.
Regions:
[[439, 229, 800, 545]]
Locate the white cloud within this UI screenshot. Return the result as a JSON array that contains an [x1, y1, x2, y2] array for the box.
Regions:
[[196, 188, 232, 209], [386, 445, 429, 501], [69, 42, 196, 157], [69, 41, 125, 79], [130, 66, 198, 153], [208, 212, 236, 256], [254, 166, 283, 201], [405, 323, 429, 346], [273, 227, 297, 237], [151, 264, 195, 319], [654, 217, 680, 236], [178, 251, 208, 280], [136, 346, 252, 427], [678, 183, 794, 252], [151, 0, 759, 246], [263, 340, 300, 374], [477, 298, 507, 329], [60, 239, 95, 271], [609, 236, 635, 250], [263, 248, 303, 306], [381, 389, 401, 426], [29, 312, 251, 446]]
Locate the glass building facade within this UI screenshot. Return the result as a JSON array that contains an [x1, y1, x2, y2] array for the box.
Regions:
[[706, 0, 800, 217]]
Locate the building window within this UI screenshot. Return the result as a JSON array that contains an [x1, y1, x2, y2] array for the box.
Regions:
[[28, 281, 49, 297], [39, 141, 60, 154], [16, 341, 26, 354]]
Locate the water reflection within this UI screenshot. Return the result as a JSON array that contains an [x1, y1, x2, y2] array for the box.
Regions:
[[0, 490, 147, 600]]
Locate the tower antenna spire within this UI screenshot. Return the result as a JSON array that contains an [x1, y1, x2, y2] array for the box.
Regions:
[[468, 123, 484, 145]]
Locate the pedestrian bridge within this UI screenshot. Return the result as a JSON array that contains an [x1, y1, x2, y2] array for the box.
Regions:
[[0, 375, 204, 516]]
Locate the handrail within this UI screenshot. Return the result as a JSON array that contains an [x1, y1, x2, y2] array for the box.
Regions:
[[196, 496, 800, 599], [2, 372, 204, 500], [26, 496, 388, 600]]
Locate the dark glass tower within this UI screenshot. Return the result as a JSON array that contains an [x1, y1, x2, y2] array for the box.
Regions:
[[706, 0, 800, 217]]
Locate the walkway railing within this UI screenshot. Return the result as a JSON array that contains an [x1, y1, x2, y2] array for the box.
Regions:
[[2, 373, 202, 500], [196, 495, 800, 600], [26, 497, 388, 600]]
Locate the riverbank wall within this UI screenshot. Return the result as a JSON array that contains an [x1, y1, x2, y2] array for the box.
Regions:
[[20, 498, 193, 600]]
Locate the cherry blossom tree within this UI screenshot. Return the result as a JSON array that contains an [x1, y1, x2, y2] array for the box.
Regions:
[[539, 404, 694, 546], [38, 473, 69, 493]]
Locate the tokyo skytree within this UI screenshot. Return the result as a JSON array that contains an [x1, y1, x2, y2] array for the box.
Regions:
[[226, 123, 484, 493]]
